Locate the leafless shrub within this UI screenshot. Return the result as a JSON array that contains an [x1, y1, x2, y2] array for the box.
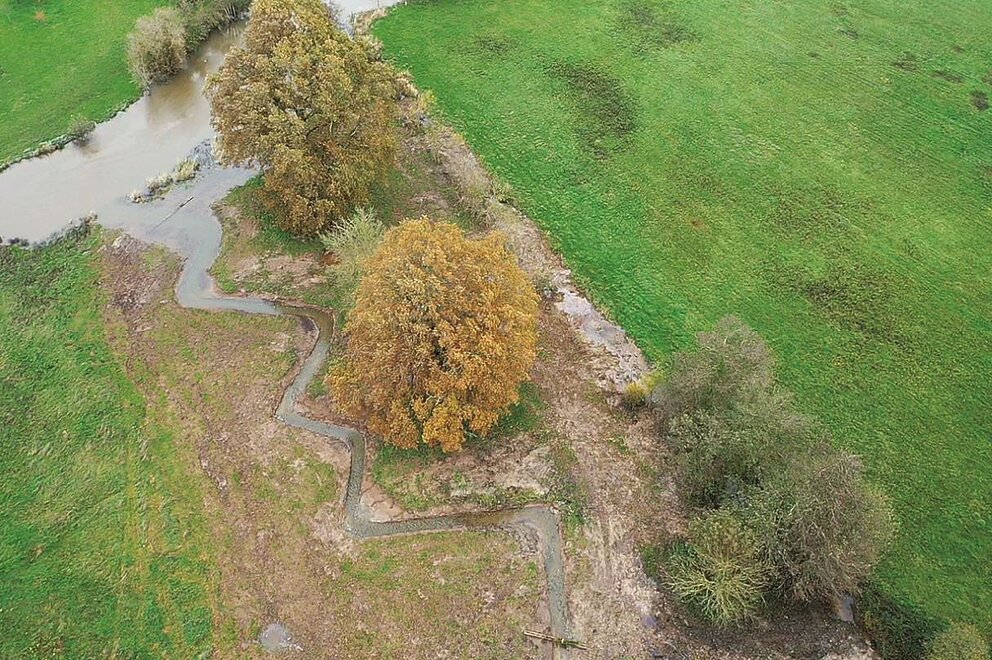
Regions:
[[126, 7, 188, 87], [651, 315, 774, 414]]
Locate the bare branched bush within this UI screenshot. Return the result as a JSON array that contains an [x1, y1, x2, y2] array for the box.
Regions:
[[668, 388, 813, 508], [744, 445, 896, 601], [651, 315, 774, 415], [126, 7, 188, 87]]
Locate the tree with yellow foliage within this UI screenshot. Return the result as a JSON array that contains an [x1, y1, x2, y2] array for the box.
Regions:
[[330, 218, 539, 452], [206, 0, 396, 235]]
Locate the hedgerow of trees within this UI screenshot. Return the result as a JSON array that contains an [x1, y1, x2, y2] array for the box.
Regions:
[[655, 316, 896, 624], [329, 218, 539, 452], [207, 0, 397, 235]]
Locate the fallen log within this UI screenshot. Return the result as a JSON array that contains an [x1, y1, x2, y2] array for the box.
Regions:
[[524, 629, 588, 650]]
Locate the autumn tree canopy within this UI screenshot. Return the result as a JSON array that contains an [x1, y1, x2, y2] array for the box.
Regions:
[[206, 0, 396, 235], [330, 218, 539, 452]]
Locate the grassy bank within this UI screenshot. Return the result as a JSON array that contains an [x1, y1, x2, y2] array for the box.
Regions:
[[374, 0, 992, 632], [0, 230, 221, 656], [0, 0, 164, 164]]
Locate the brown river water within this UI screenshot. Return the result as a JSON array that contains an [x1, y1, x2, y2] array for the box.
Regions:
[[0, 25, 243, 242]]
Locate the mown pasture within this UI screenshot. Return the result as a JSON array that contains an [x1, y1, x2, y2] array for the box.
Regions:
[[0, 232, 221, 656], [374, 0, 992, 631], [0, 0, 161, 163]]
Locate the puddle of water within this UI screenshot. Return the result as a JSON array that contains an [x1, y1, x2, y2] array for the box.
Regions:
[[333, 0, 396, 25], [0, 24, 244, 243], [259, 622, 295, 652]]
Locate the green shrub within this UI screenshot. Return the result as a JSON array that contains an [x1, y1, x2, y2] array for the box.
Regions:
[[668, 410, 757, 507], [665, 510, 769, 626], [659, 316, 896, 607], [67, 115, 96, 143], [668, 388, 812, 508], [319, 208, 385, 307], [126, 7, 188, 88], [928, 623, 989, 660]]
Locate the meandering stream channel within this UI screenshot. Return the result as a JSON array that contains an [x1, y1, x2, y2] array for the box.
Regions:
[[0, 8, 572, 653]]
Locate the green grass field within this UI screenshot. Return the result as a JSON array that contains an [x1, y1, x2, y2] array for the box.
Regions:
[[0, 0, 161, 164], [0, 232, 220, 656], [374, 0, 992, 630]]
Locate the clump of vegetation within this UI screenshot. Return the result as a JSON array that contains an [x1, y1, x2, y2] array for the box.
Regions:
[[179, 0, 250, 44], [132, 158, 199, 202], [927, 623, 989, 660], [319, 208, 384, 307], [126, 0, 249, 89], [665, 510, 769, 626], [657, 316, 895, 623], [207, 0, 397, 235], [126, 7, 188, 87], [620, 379, 649, 408], [621, 371, 662, 409], [745, 447, 896, 601], [330, 218, 539, 452], [67, 115, 96, 143]]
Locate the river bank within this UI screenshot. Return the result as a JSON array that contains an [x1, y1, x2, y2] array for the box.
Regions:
[[0, 0, 399, 245]]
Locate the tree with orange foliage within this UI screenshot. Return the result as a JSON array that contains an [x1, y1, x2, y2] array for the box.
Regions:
[[206, 0, 396, 235], [330, 218, 539, 452]]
